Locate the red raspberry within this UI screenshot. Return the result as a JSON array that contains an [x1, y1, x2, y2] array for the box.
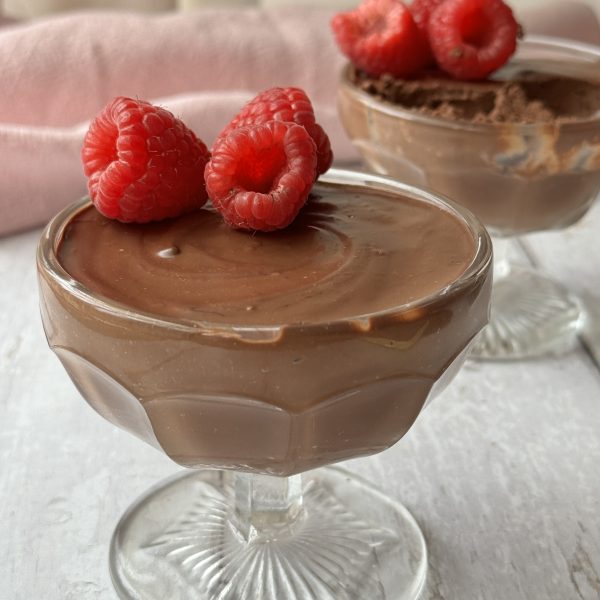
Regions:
[[217, 87, 332, 178], [331, 0, 431, 78], [82, 97, 209, 222], [409, 0, 444, 35], [408, 0, 444, 66], [428, 0, 519, 80], [205, 122, 316, 232]]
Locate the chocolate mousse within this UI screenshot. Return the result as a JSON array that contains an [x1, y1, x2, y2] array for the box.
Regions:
[[59, 186, 475, 325], [38, 174, 491, 476], [350, 66, 600, 124], [338, 40, 600, 234]]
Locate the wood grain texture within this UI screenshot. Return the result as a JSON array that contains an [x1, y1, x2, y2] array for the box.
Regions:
[[1, 205, 599, 599]]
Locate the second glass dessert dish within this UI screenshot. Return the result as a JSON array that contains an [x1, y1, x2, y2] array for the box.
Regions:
[[338, 35, 600, 360], [38, 169, 492, 600]]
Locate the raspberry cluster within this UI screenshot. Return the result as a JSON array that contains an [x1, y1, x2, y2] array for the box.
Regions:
[[82, 88, 332, 231], [331, 0, 520, 81]]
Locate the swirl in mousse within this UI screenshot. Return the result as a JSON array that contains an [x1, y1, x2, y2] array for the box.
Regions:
[[39, 172, 491, 477]]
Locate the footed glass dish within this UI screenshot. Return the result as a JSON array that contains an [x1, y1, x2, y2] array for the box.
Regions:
[[37, 170, 492, 599], [338, 36, 600, 360]]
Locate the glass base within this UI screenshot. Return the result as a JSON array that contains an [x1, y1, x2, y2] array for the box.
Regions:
[[109, 466, 427, 600], [470, 266, 582, 360]]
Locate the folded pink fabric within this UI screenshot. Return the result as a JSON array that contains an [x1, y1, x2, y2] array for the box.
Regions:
[[0, 3, 599, 236], [0, 7, 350, 235]]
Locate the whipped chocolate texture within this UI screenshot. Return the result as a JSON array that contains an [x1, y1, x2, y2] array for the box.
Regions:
[[39, 180, 491, 475], [350, 65, 600, 124]]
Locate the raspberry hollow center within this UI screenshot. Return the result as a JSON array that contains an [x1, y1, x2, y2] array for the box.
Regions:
[[236, 145, 287, 194], [461, 8, 492, 47]]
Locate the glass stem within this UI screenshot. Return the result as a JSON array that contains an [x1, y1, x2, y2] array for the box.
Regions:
[[492, 235, 512, 281], [233, 472, 304, 542]]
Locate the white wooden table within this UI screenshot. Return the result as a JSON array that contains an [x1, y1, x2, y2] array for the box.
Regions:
[[1, 198, 599, 600]]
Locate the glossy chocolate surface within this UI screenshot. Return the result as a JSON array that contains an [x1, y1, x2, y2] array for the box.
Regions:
[[39, 175, 492, 475], [58, 186, 475, 325]]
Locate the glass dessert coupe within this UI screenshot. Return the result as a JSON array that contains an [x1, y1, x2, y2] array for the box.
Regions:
[[338, 35, 600, 360], [37, 170, 492, 600]]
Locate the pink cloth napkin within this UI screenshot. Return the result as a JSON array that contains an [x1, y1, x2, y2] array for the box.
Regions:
[[0, 6, 349, 235], [0, 3, 599, 236]]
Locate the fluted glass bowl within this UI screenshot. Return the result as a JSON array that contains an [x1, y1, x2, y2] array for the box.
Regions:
[[37, 169, 492, 600], [339, 36, 600, 359]]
